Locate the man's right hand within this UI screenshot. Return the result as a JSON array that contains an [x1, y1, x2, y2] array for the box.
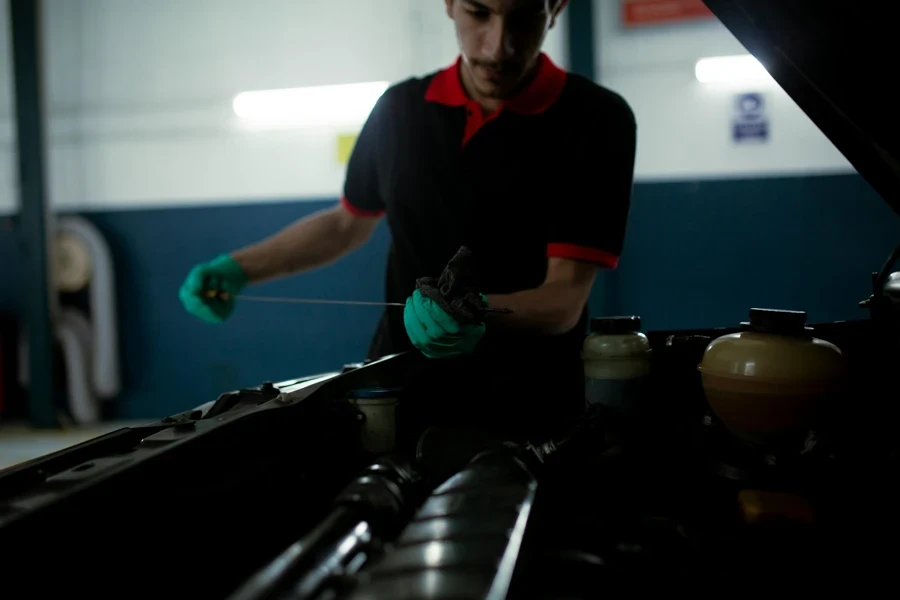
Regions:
[[179, 254, 249, 323]]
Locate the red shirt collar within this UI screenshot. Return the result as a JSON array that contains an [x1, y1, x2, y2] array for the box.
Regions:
[[425, 53, 567, 115]]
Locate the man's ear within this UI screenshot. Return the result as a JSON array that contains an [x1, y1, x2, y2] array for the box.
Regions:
[[445, 0, 454, 19], [549, 0, 569, 28]]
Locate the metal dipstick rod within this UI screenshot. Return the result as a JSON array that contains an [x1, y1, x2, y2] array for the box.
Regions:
[[236, 295, 405, 308], [204, 291, 512, 314]]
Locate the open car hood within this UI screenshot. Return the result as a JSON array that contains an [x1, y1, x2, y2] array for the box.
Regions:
[[703, 0, 900, 217]]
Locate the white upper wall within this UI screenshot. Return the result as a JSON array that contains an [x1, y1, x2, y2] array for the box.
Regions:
[[0, 0, 864, 213], [4, 0, 856, 212], [595, 0, 852, 181], [0, 0, 568, 214]]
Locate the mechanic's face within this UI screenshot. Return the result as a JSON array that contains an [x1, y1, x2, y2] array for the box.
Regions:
[[445, 0, 563, 99]]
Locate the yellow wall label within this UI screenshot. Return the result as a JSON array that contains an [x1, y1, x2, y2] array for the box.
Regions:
[[336, 133, 359, 165]]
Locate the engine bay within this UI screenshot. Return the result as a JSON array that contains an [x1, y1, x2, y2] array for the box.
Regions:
[[0, 307, 896, 599]]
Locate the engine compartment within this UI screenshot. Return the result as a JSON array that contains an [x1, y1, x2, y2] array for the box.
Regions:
[[0, 315, 897, 598]]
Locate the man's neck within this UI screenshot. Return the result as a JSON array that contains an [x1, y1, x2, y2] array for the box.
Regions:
[[459, 56, 542, 115], [459, 65, 503, 115]]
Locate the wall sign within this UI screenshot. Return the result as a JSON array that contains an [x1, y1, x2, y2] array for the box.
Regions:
[[336, 133, 359, 165], [732, 93, 769, 143], [621, 0, 715, 27]]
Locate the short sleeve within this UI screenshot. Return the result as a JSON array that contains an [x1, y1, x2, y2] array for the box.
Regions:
[[547, 96, 637, 269], [340, 91, 391, 217]]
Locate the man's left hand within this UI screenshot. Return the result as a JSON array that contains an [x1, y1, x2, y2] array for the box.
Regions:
[[403, 289, 486, 358]]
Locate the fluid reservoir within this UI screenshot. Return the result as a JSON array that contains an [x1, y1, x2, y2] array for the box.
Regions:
[[347, 387, 401, 454], [583, 316, 651, 415], [698, 308, 847, 444]]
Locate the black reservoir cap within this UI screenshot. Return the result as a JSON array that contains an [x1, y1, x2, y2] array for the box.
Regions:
[[590, 316, 642, 334]]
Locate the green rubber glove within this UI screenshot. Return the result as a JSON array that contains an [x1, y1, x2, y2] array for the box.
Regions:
[[403, 289, 486, 359], [179, 254, 248, 323]]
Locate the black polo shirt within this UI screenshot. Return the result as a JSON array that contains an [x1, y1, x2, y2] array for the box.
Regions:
[[340, 54, 636, 429]]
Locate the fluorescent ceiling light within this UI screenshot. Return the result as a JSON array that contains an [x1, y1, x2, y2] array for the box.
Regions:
[[233, 81, 389, 127], [695, 54, 773, 84]]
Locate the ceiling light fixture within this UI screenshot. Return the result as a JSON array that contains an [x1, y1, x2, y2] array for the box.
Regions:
[[233, 81, 389, 128], [695, 54, 774, 84]]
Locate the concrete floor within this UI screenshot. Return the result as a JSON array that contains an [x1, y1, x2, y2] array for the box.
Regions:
[[0, 421, 145, 471]]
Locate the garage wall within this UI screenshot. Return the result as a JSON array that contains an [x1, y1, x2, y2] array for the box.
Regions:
[[0, 0, 571, 417], [588, 0, 897, 333], [1, 1, 897, 419], [0, 0, 568, 214], [594, 0, 852, 181]]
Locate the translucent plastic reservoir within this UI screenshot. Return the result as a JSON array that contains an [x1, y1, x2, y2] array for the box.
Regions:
[[583, 316, 651, 415]]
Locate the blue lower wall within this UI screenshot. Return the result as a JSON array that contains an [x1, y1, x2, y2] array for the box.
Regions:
[[599, 174, 899, 329], [1, 173, 897, 418]]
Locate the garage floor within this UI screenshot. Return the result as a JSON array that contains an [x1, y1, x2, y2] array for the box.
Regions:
[[0, 421, 146, 471]]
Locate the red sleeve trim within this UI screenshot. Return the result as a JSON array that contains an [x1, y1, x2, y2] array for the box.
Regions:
[[547, 243, 619, 268], [340, 195, 385, 218]]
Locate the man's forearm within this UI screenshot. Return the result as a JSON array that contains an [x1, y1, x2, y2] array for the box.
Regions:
[[231, 206, 376, 284], [484, 257, 598, 335], [485, 281, 589, 335]]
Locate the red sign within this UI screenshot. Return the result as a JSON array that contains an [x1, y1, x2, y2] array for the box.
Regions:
[[622, 0, 715, 27]]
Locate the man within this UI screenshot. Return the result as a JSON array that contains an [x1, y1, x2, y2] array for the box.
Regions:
[[180, 0, 637, 438]]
